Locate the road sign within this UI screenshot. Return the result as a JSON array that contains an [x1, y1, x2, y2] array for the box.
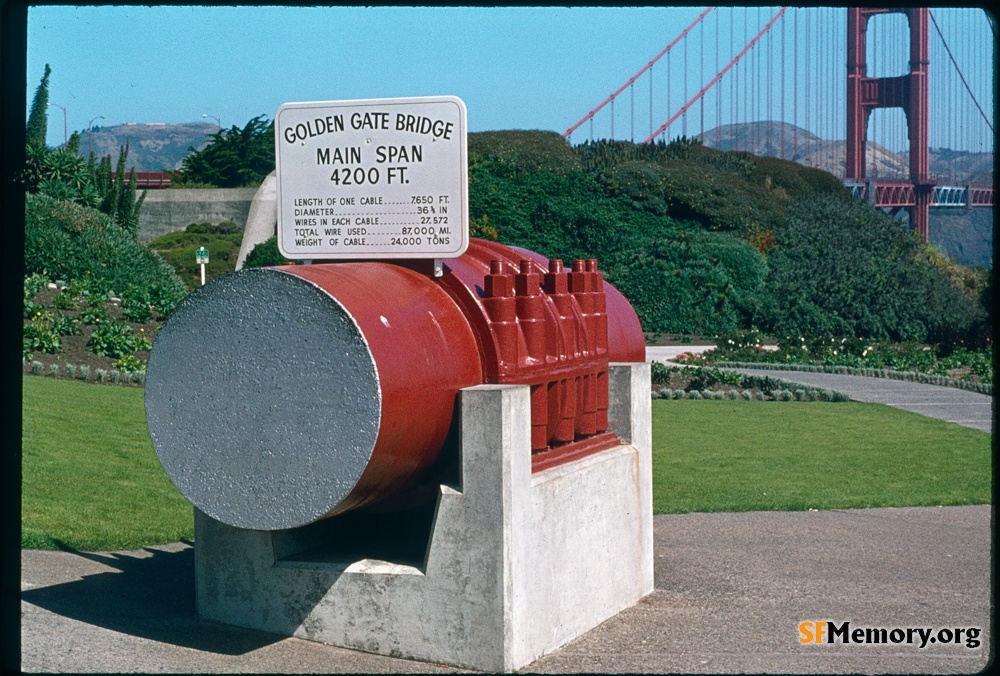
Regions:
[[196, 247, 210, 265], [275, 96, 468, 260]]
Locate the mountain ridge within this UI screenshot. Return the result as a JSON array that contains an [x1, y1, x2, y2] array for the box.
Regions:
[[71, 121, 217, 172]]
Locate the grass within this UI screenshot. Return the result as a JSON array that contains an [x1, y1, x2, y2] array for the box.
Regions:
[[21, 377, 194, 550], [147, 223, 243, 290], [652, 400, 992, 513], [20, 378, 992, 550]]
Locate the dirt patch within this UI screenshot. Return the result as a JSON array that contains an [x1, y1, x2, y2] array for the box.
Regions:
[[23, 287, 164, 387]]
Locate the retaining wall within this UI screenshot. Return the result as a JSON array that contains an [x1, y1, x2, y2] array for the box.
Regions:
[[138, 188, 256, 242]]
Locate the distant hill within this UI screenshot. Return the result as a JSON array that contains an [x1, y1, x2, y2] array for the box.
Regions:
[[701, 121, 993, 266], [700, 121, 993, 185], [71, 121, 217, 172]]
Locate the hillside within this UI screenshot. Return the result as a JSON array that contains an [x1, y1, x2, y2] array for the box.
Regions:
[[455, 130, 987, 345], [701, 121, 993, 266], [71, 121, 217, 172], [701, 121, 993, 185]]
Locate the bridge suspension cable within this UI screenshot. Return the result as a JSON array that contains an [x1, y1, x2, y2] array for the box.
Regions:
[[643, 7, 788, 144], [562, 6, 714, 139], [929, 10, 994, 135]]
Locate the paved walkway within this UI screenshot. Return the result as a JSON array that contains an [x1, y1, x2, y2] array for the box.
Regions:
[[19, 506, 991, 674], [730, 368, 993, 433], [646, 346, 993, 434]]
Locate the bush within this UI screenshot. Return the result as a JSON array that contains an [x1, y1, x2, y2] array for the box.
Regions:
[[764, 195, 982, 344], [25, 194, 187, 309], [87, 320, 140, 359], [470, 131, 582, 178], [242, 236, 292, 268], [605, 226, 768, 335]]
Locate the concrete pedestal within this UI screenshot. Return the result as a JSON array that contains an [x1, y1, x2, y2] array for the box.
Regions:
[[194, 362, 652, 672]]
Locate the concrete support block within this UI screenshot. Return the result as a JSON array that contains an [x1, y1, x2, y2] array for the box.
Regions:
[[194, 362, 653, 672]]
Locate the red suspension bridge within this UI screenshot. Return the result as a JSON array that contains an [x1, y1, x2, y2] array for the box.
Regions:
[[563, 6, 995, 241]]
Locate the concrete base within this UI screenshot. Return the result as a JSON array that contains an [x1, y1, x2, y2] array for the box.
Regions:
[[194, 362, 652, 672]]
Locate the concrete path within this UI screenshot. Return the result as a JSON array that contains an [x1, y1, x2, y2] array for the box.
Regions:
[[20, 506, 990, 673], [729, 368, 993, 434], [644, 346, 993, 434]]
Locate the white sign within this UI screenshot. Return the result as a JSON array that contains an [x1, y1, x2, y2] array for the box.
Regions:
[[275, 96, 469, 260], [195, 247, 209, 265]]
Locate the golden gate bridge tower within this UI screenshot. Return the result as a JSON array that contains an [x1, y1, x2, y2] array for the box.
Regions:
[[847, 7, 933, 240]]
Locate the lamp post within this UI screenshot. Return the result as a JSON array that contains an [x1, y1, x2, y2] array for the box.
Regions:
[[202, 113, 221, 131], [48, 102, 67, 147], [88, 115, 105, 158]]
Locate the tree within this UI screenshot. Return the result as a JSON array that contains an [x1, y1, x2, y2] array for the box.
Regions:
[[173, 114, 275, 187], [98, 143, 145, 238], [26, 64, 51, 148]]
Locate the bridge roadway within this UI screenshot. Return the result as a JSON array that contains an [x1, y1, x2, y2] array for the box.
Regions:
[[20, 352, 991, 673]]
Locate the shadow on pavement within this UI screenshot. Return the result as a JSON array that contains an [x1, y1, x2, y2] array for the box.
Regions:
[[21, 542, 284, 655]]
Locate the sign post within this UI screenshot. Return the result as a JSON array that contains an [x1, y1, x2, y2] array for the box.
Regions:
[[274, 96, 468, 262], [196, 247, 209, 286]]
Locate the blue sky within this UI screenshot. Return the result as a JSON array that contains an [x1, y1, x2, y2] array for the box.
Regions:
[[27, 5, 994, 152], [27, 5, 710, 145]]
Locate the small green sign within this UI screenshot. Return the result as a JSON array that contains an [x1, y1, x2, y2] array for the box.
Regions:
[[196, 247, 210, 265]]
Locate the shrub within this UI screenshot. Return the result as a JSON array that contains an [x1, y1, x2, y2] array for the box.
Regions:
[[23, 321, 61, 354], [25, 193, 188, 305], [51, 314, 81, 336], [120, 286, 154, 323], [79, 301, 108, 325], [88, 320, 139, 359], [242, 236, 292, 268], [605, 226, 768, 335], [470, 131, 582, 177], [24, 272, 49, 300], [50, 290, 78, 310], [764, 195, 982, 344], [114, 355, 145, 372]]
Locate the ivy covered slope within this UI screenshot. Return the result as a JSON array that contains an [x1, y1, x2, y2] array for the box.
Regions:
[[467, 131, 988, 346]]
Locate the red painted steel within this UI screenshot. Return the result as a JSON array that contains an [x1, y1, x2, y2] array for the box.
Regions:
[[846, 8, 934, 239], [643, 6, 788, 144], [276, 239, 645, 511], [968, 185, 993, 207], [281, 262, 484, 516], [421, 239, 644, 470], [874, 180, 916, 208], [563, 6, 715, 139]]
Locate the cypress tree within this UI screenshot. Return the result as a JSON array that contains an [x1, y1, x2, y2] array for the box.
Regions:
[[26, 64, 52, 148]]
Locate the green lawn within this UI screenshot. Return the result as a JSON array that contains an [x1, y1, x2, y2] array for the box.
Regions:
[[20, 377, 992, 550], [652, 400, 991, 513], [21, 377, 194, 550]]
